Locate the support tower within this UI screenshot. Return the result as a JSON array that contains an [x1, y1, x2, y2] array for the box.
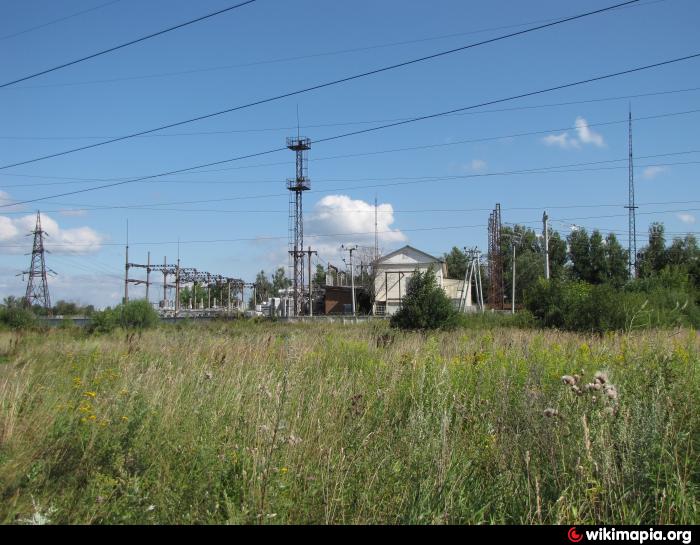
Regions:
[[23, 211, 54, 311], [487, 203, 504, 310], [625, 106, 638, 278], [286, 136, 311, 316]]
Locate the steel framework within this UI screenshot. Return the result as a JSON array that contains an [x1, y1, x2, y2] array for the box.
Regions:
[[487, 203, 504, 310], [625, 106, 638, 278], [22, 211, 54, 311], [286, 136, 311, 316]]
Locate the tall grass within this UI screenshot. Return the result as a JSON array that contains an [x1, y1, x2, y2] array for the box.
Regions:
[[0, 321, 698, 524]]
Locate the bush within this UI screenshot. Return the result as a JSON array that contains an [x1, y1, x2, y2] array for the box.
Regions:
[[390, 267, 459, 330], [0, 306, 37, 330], [525, 277, 699, 332], [88, 300, 159, 333]]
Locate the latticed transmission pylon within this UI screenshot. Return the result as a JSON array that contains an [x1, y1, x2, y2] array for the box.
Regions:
[[22, 211, 54, 311], [487, 203, 504, 310], [286, 136, 311, 316]]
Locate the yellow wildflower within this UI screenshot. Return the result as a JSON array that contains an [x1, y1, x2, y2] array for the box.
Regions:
[[84, 391, 97, 398]]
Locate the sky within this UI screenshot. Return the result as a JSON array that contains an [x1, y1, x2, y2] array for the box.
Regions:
[[0, 0, 698, 308]]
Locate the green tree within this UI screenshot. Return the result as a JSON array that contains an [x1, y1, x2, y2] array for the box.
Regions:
[[568, 228, 591, 282], [548, 230, 568, 279], [637, 223, 667, 277], [271, 267, 291, 294], [605, 232, 629, 285], [314, 264, 326, 287], [443, 246, 468, 279], [390, 266, 458, 330], [588, 230, 607, 284]]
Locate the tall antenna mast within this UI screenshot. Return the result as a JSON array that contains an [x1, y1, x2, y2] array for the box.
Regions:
[[286, 130, 311, 317], [374, 195, 379, 262], [23, 210, 54, 311], [625, 104, 638, 278]]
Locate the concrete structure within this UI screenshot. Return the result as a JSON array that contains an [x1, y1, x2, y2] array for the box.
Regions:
[[373, 245, 472, 316]]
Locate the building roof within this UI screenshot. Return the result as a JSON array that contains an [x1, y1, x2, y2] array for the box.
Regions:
[[375, 245, 444, 266]]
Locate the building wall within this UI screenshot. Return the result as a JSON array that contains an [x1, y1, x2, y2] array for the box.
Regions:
[[372, 247, 473, 316]]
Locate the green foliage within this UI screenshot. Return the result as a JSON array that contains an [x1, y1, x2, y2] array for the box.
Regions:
[[443, 246, 467, 279], [0, 306, 37, 330], [89, 300, 159, 333], [526, 277, 699, 332], [52, 300, 94, 317], [390, 267, 458, 330], [566, 228, 630, 285]]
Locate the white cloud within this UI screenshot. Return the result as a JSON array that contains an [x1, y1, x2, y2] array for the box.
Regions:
[[642, 166, 667, 180], [543, 132, 580, 149], [59, 209, 88, 217], [305, 195, 406, 260], [543, 117, 604, 149], [677, 213, 696, 224], [470, 159, 487, 171], [0, 212, 105, 254], [574, 117, 605, 147]]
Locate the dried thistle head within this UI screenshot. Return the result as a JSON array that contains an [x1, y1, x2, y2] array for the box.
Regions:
[[543, 408, 559, 418], [561, 375, 576, 386], [594, 371, 608, 385], [603, 385, 618, 400]]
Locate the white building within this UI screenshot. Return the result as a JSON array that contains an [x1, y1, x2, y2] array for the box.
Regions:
[[373, 245, 471, 316]]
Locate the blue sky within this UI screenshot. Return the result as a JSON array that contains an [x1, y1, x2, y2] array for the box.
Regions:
[[0, 0, 698, 307]]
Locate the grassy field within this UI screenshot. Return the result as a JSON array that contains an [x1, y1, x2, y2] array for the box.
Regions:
[[0, 321, 698, 524]]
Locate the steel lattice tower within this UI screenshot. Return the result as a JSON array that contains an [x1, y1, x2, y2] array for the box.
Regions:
[[625, 106, 638, 278], [286, 136, 311, 316], [23, 211, 53, 311], [487, 203, 504, 309]]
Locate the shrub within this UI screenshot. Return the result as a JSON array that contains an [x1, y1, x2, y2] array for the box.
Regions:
[[88, 300, 159, 333], [118, 300, 159, 330], [390, 267, 459, 330], [525, 277, 699, 332], [0, 306, 37, 330]]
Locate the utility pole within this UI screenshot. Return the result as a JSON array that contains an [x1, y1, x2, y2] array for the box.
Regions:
[[162, 256, 168, 308], [145, 251, 151, 302], [625, 104, 638, 278], [543, 210, 550, 280], [22, 211, 54, 312], [511, 235, 521, 314], [303, 246, 317, 316], [124, 220, 129, 304], [341, 244, 358, 315]]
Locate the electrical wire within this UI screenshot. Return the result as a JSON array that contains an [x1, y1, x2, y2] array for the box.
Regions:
[[3, 107, 698, 189], [0, 0, 123, 42], [3, 51, 700, 208], [0, 0, 646, 170], [0, 1, 257, 89]]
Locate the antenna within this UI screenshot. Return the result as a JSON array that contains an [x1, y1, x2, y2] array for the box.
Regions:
[[286, 133, 311, 317], [374, 195, 379, 263], [625, 103, 638, 278]]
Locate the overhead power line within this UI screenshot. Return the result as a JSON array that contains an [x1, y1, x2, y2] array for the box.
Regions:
[[3, 154, 697, 214], [0, 218, 696, 250], [6, 0, 670, 91], [3, 50, 700, 209], [0, 0, 123, 42], [0, 0, 644, 170], [4, 84, 699, 142], [3, 108, 698, 189], [0, 0, 257, 89]]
